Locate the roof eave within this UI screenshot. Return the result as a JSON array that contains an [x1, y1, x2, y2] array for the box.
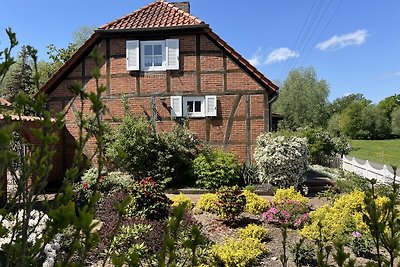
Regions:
[[95, 24, 209, 34]]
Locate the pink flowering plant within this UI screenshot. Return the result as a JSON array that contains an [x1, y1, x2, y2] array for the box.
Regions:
[[262, 199, 310, 229], [349, 231, 373, 258]]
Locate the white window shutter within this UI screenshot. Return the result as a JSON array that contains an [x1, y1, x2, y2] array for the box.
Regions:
[[205, 95, 217, 117], [170, 96, 182, 117], [166, 39, 179, 70], [126, 40, 139, 71]]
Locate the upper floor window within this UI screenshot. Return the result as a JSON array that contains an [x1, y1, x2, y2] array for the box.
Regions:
[[126, 39, 179, 71]]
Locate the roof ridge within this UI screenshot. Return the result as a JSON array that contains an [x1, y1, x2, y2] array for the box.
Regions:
[[99, 1, 159, 29], [163, 1, 204, 24]]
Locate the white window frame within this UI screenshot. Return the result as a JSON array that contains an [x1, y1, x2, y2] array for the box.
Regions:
[[183, 96, 205, 118], [140, 40, 166, 71]]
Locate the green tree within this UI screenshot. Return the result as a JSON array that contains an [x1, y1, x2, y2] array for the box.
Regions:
[[0, 46, 35, 101], [275, 67, 330, 130], [329, 93, 371, 115], [378, 94, 400, 121], [391, 108, 400, 136], [72, 25, 96, 46]]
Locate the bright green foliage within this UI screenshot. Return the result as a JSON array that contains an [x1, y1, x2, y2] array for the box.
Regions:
[[193, 149, 240, 189], [275, 67, 330, 130], [215, 186, 246, 223], [255, 133, 309, 188], [242, 190, 269, 215], [212, 237, 267, 267], [196, 193, 218, 213], [126, 177, 171, 220], [300, 190, 388, 241], [237, 224, 269, 241], [273, 186, 309, 206], [171, 193, 193, 210]]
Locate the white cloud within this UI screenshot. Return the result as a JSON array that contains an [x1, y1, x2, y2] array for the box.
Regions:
[[248, 47, 263, 67], [265, 47, 299, 64], [316, 29, 369, 51], [394, 71, 400, 76]]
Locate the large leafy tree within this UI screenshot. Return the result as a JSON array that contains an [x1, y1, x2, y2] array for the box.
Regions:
[[328, 93, 371, 115], [378, 94, 400, 121], [275, 67, 330, 130], [391, 108, 400, 136]]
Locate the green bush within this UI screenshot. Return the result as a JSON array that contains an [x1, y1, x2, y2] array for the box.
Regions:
[[106, 116, 199, 185], [193, 149, 240, 189], [126, 177, 172, 220], [170, 193, 193, 210], [196, 193, 218, 213], [107, 224, 151, 258], [73, 168, 134, 207], [216, 186, 246, 223], [242, 190, 269, 215], [212, 237, 267, 267], [237, 224, 269, 241]]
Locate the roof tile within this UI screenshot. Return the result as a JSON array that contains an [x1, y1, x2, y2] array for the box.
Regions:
[[99, 1, 204, 30]]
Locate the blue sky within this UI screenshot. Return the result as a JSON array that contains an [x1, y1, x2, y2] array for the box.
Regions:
[[1, 0, 399, 103]]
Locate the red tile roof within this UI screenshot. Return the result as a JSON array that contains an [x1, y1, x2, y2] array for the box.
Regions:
[[40, 1, 278, 95], [99, 1, 204, 30]]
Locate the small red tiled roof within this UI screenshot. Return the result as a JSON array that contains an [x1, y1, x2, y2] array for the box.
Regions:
[[99, 1, 204, 30], [0, 98, 12, 107]]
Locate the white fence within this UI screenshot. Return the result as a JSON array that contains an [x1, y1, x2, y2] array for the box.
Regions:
[[342, 155, 400, 184]]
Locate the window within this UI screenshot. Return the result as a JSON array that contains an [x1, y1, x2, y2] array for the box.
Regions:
[[184, 96, 204, 117], [126, 39, 179, 71], [170, 95, 217, 118], [141, 41, 165, 71]]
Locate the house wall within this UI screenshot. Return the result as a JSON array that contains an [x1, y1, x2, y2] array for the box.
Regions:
[[47, 32, 270, 172]]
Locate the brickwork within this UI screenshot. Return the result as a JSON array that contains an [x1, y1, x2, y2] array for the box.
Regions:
[[48, 31, 271, 172]]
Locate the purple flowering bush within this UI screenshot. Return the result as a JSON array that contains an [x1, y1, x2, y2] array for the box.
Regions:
[[349, 231, 373, 258], [262, 199, 310, 228]]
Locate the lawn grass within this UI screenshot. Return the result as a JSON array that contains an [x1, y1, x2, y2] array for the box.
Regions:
[[348, 139, 400, 165]]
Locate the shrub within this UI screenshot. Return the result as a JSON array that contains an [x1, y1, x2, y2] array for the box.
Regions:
[[237, 224, 269, 241], [73, 168, 134, 207], [193, 149, 240, 189], [106, 116, 199, 185], [127, 177, 172, 220], [196, 193, 218, 213], [215, 186, 246, 223], [273, 186, 309, 206], [254, 133, 309, 188], [170, 193, 193, 210], [107, 224, 151, 257], [262, 200, 310, 228], [300, 190, 388, 241], [212, 237, 267, 267], [242, 190, 269, 215], [291, 238, 316, 267]]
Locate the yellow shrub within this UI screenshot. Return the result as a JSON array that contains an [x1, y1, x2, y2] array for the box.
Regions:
[[238, 224, 269, 241], [212, 237, 267, 267], [196, 193, 218, 213], [273, 186, 308, 205], [300, 190, 388, 241], [242, 190, 269, 215], [170, 193, 193, 209]]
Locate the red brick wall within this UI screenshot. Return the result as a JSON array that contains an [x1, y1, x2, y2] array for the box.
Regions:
[[48, 31, 270, 171]]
